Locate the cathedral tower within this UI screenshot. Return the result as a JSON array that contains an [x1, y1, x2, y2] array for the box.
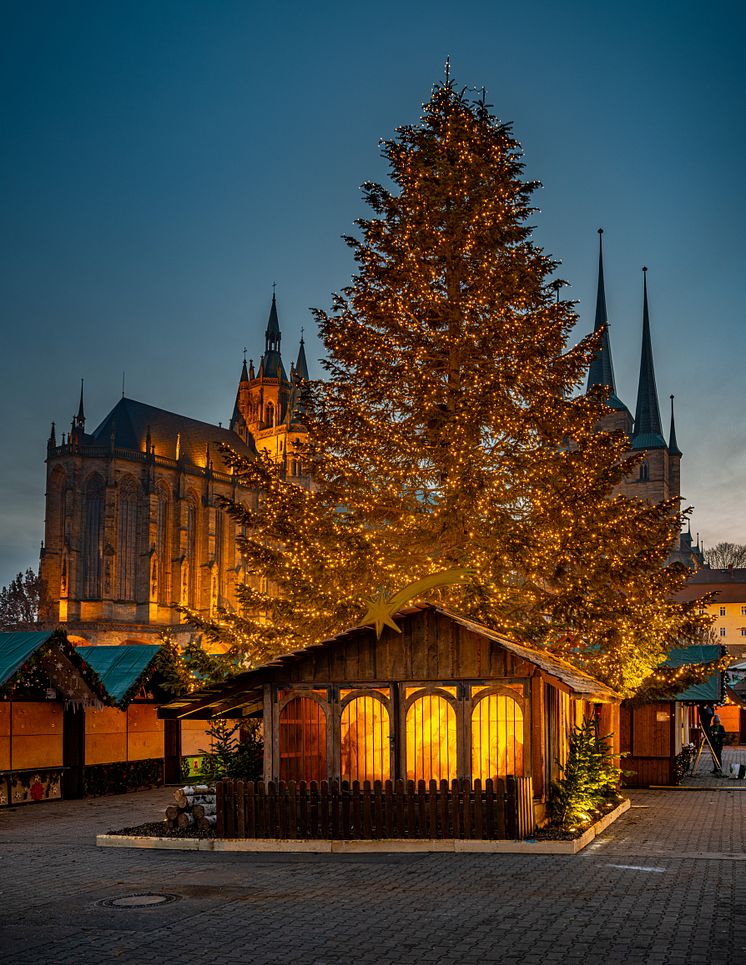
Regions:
[[230, 292, 309, 479]]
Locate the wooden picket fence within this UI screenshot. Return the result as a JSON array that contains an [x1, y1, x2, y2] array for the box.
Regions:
[[215, 776, 534, 840]]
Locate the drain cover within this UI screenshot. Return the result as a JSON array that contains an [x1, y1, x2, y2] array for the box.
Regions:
[[98, 893, 180, 909]]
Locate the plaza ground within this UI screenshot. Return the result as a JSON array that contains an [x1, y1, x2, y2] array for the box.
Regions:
[[2, 765, 745, 964]]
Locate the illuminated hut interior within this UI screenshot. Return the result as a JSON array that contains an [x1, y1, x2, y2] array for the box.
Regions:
[[161, 605, 620, 823]]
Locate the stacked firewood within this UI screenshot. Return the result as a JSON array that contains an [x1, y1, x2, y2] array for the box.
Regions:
[[164, 785, 217, 831]]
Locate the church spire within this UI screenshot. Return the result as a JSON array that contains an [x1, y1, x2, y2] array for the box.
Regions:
[[75, 379, 85, 428], [265, 289, 281, 354], [586, 230, 626, 411], [632, 267, 666, 449], [295, 329, 309, 381], [669, 394, 682, 456]]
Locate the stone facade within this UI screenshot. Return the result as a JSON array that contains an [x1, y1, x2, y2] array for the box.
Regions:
[[39, 297, 308, 646]]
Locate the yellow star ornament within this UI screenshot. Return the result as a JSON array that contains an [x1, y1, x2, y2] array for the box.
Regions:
[[357, 568, 474, 638]]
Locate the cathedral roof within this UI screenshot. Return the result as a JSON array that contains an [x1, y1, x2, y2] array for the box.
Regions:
[[89, 397, 255, 468]]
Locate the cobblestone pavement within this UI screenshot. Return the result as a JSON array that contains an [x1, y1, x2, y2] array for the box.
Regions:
[[1, 786, 745, 964], [684, 744, 746, 788]]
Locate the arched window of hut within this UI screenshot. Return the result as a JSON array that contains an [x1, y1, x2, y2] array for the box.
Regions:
[[340, 695, 390, 785], [279, 697, 327, 782], [405, 692, 457, 784], [471, 692, 524, 781]]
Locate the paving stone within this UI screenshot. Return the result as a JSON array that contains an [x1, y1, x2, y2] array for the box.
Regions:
[[1, 783, 745, 963]]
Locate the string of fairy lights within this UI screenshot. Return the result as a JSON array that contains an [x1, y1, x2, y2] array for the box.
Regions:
[[179, 79, 711, 698]]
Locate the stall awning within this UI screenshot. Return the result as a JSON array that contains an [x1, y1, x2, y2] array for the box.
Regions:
[[0, 631, 58, 688], [665, 644, 724, 703], [77, 644, 161, 709], [0, 629, 110, 706]]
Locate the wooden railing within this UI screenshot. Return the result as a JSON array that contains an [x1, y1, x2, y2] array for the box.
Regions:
[[216, 776, 534, 840]]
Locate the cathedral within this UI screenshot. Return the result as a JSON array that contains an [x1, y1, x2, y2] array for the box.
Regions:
[[39, 236, 701, 647], [39, 294, 309, 646], [586, 230, 702, 568]]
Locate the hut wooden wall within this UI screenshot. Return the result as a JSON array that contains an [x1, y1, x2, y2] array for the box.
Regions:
[[620, 702, 675, 787], [2, 701, 63, 770], [281, 611, 533, 684], [84, 703, 164, 765]]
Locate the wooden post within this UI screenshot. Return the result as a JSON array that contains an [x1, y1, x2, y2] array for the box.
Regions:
[[531, 674, 545, 802]]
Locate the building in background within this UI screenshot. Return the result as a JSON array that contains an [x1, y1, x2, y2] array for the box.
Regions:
[[39, 296, 308, 647], [585, 230, 703, 568]]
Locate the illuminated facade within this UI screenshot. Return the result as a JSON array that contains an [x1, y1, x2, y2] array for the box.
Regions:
[[39, 296, 308, 646], [160, 604, 620, 825]]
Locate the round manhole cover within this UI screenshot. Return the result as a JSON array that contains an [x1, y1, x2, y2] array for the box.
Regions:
[[98, 893, 180, 909]]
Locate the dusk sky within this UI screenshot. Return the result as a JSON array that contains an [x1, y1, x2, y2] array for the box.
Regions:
[[2, 0, 744, 587]]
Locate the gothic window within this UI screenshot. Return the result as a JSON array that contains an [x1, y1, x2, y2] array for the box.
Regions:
[[639, 461, 649, 482], [49, 467, 67, 548], [117, 477, 139, 600], [156, 484, 170, 603], [184, 497, 197, 607], [82, 474, 105, 599], [265, 402, 274, 427], [214, 507, 224, 604]]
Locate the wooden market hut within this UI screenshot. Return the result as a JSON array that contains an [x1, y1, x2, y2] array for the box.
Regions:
[[620, 644, 725, 787], [160, 604, 620, 827], [76, 644, 175, 794], [0, 629, 109, 805]]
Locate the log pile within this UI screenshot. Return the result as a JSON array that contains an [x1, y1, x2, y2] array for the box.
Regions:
[[164, 784, 217, 831]]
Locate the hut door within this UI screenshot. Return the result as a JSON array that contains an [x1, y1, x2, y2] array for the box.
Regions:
[[62, 706, 85, 799], [279, 697, 327, 782], [163, 719, 182, 784], [405, 693, 457, 783]]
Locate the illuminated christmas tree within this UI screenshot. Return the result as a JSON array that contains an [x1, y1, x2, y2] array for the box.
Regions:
[[191, 73, 708, 695]]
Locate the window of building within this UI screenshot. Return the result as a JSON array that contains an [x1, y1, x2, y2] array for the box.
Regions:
[[639, 462, 649, 482], [741, 606, 746, 616], [405, 693, 457, 783], [117, 478, 139, 600], [720, 606, 727, 617], [279, 697, 327, 782], [184, 499, 197, 606], [82, 474, 105, 599], [340, 695, 390, 785], [471, 693, 525, 781], [720, 627, 727, 637], [741, 628, 746, 637], [156, 486, 169, 603]]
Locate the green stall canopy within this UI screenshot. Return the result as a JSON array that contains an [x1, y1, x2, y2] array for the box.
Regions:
[[78, 645, 162, 709]]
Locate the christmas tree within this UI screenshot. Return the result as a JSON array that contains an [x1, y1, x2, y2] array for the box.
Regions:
[[188, 73, 708, 695]]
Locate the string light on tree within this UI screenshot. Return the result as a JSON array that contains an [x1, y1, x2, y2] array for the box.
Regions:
[[182, 70, 711, 696]]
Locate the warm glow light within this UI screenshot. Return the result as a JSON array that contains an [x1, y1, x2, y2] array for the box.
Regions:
[[340, 695, 390, 784], [406, 693, 457, 782]]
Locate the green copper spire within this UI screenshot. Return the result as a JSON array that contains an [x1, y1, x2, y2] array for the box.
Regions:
[[669, 394, 682, 456], [586, 230, 627, 411], [632, 268, 666, 450]]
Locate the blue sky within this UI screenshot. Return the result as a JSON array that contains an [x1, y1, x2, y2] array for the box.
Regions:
[[1, 0, 745, 585]]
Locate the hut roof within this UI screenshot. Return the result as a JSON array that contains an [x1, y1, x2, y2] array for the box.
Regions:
[[159, 603, 619, 720], [0, 629, 110, 706], [77, 644, 162, 708]]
